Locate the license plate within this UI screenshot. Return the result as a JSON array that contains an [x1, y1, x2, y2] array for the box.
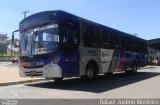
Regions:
[[30, 71, 37, 75]]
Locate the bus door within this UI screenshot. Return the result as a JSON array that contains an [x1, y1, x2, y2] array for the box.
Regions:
[[61, 22, 80, 77]]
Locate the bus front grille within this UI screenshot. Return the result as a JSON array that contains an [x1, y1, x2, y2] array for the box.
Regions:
[[25, 71, 43, 76]]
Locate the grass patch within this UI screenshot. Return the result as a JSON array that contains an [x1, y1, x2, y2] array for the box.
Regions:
[[0, 53, 19, 57]]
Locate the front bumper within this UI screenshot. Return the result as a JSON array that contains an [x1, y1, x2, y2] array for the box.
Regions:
[[19, 64, 62, 78]]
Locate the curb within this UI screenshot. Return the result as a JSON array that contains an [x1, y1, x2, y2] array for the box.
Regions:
[[0, 79, 46, 87], [143, 66, 156, 69]]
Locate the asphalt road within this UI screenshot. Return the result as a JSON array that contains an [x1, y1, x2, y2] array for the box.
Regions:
[[0, 67, 160, 99]]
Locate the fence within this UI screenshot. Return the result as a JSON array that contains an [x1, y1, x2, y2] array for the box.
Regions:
[[0, 56, 12, 61]]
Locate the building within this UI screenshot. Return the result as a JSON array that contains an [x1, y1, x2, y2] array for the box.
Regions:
[[148, 38, 160, 65], [0, 33, 8, 54], [7, 39, 19, 55]]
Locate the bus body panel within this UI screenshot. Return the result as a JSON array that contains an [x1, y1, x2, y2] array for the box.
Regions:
[[79, 47, 147, 75], [100, 49, 114, 73], [59, 49, 79, 77], [79, 46, 101, 75], [19, 49, 80, 78]]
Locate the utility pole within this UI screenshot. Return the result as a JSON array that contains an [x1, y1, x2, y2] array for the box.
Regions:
[[22, 10, 30, 18]]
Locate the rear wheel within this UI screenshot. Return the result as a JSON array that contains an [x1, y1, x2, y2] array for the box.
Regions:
[[125, 62, 137, 74], [132, 63, 137, 73]]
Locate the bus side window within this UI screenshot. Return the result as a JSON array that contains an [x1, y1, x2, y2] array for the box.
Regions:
[[62, 22, 79, 47], [110, 33, 116, 49], [82, 24, 98, 48], [100, 29, 111, 49]]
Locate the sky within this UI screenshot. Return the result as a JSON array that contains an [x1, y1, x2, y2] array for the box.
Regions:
[[0, 0, 160, 40]]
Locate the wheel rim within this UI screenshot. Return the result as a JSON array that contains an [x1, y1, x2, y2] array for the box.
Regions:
[[87, 68, 94, 78]]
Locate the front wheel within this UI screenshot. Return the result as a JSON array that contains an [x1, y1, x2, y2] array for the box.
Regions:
[[85, 65, 97, 80], [86, 68, 95, 79]]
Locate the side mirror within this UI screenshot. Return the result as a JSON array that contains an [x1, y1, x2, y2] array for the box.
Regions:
[[12, 30, 20, 48]]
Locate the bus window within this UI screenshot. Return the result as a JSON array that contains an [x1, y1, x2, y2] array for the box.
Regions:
[[110, 32, 116, 49], [82, 24, 98, 48], [100, 29, 111, 49], [61, 22, 79, 47]]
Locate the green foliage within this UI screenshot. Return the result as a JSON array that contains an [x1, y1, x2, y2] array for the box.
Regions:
[[0, 53, 19, 57]]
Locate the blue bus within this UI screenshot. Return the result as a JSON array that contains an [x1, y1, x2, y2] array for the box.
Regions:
[[12, 10, 148, 81]]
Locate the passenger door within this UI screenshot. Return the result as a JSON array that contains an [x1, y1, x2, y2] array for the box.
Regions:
[[60, 21, 80, 77]]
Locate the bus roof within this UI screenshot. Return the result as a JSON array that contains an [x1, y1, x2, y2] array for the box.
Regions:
[[20, 10, 146, 42]]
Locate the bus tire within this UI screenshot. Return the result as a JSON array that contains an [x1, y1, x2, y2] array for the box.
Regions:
[[85, 62, 98, 80], [132, 62, 137, 73], [86, 66, 95, 80]]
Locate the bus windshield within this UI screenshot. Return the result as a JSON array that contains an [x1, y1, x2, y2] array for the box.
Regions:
[[20, 24, 59, 56]]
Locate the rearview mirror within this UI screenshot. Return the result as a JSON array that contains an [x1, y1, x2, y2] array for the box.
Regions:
[[12, 30, 20, 48]]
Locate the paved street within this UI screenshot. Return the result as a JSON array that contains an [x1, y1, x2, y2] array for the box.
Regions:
[[0, 62, 43, 85], [0, 67, 160, 99]]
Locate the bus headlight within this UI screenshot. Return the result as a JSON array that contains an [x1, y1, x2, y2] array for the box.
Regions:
[[44, 57, 60, 69], [53, 57, 60, 64]]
